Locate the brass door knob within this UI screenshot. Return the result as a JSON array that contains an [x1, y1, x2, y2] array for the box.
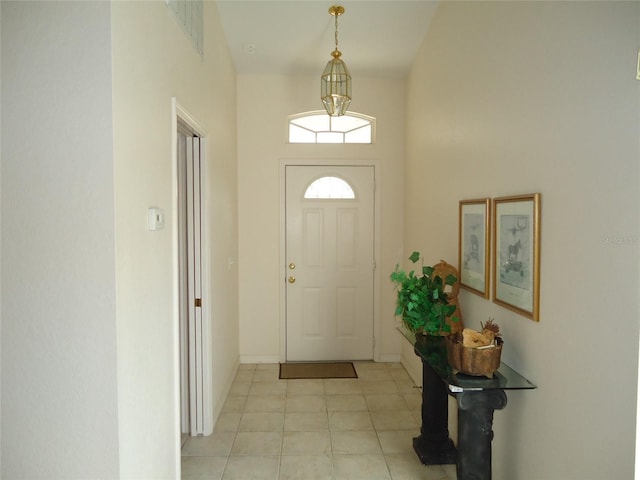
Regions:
[[288, 276, 296, 284]]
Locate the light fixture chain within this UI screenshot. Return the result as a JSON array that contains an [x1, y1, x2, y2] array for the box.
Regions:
[[334, 11, 339, 51]]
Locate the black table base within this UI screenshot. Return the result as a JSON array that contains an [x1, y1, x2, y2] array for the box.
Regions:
[[413, 354, 457, 465], [400, 328, 535, 480], [413, 352, 508, 480], [456, 390, 507, 480]]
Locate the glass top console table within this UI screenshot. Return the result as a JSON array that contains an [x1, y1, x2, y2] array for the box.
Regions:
[[398, 328, 536, 480]]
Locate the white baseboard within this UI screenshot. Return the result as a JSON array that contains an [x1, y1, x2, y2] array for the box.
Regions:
[[377, 353, 401, 363], [240, 355, 280, 364], [239, 355, 403, 364], [210, 357, 240, 434]]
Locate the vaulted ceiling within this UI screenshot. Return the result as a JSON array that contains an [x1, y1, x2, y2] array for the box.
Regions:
[[215, 1, 439, 78]]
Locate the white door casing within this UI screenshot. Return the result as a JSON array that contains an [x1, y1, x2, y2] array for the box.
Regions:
[[177, 131, 190, 434], [285, 165, 375, 361], [172, 99, 213, 441]]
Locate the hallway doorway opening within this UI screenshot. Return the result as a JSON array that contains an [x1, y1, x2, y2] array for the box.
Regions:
[[172, 99, 213, 439]]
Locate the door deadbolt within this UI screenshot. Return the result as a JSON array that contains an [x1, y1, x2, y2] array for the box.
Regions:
[[289, 263, 296, 270], [288, 276, 296, 284]]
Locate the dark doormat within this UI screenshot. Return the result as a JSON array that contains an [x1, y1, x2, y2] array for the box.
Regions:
[[279, 362, 358, 379]]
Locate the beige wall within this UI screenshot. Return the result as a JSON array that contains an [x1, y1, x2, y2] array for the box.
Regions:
[[405, 2, 639, 478], [237, 75, 405, 363], [112, 1, 238, 477], [1, 2, 120, 478], [2, 1, 238, 477]]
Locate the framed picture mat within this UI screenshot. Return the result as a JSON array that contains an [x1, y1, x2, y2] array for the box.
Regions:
[[492, 193, 541, 321], [458, 198, 490, 298]]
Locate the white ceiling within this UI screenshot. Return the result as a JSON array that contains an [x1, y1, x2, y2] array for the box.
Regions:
[[215, 1, 439, 78]]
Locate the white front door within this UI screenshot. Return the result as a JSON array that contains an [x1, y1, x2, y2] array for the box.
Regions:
[[285, 165, 375, 361]]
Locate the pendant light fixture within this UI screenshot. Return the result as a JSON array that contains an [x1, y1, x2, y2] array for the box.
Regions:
[[321, 5, 351, 116]]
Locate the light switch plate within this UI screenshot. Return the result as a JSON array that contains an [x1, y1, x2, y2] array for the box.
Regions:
[[148, 207, 165, 231]]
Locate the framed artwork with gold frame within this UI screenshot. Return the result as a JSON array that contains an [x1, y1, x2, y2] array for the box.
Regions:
[[458, 198, 491, 298], [492, 193, 541, 321]]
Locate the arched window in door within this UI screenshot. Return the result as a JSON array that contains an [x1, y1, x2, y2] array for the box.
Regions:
[[304, 176, 356, 199], [288, 111, 375, 144]]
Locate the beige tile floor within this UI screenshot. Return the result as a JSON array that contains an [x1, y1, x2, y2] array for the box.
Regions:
[[181, 362, 457, 480]]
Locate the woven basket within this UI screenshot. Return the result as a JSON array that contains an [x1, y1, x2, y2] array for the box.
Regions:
[[445, 333, 502, 379]]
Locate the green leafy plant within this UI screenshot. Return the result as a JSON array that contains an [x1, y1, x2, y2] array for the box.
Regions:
[[390, 251, 459, 336]]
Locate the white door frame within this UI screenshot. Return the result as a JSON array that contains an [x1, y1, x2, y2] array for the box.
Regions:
[[279, 158, 381, 363], [171, 98, 213, 440]]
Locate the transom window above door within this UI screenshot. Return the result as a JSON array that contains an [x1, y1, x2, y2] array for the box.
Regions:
[[304, 176, 356, 199], [288, 111, 375, 144]]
